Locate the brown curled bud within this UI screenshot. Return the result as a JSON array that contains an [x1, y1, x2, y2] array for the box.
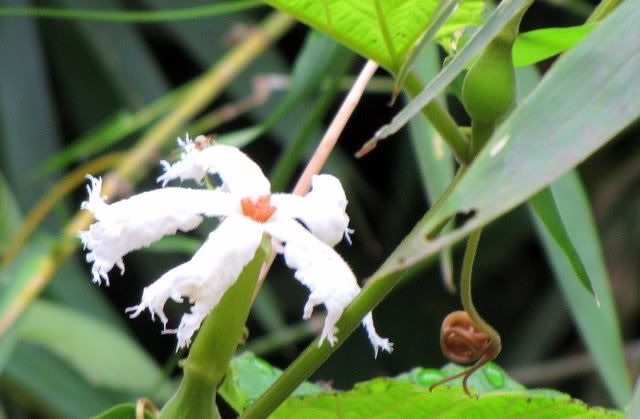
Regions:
[[431, 310, 501, 396], [440, 310, 490, 364]]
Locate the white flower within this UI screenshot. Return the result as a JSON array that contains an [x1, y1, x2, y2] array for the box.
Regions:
[[79, 134, 392, 355]]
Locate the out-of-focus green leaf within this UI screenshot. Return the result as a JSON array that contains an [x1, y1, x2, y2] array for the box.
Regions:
[[218, 31, 352, 148], [2, 343, 127, 418], [397, 362, 525, 393], [41, 85, 184, 174], [92, 403, 156, 419], [219, 352, 325, 413], [142, 235, 203, 255], [262, 0, 483, 72], [629, 379, 640, 419], [513, 24, 596, 67], [529, 188, 594, 295], [270, 378, 621, 418], [408, 45, 455, 292], [18, 300, 173, 397], [0, 1, 260, 22], [0, 172, 22, 253], [531, 172, 632, 407], [58, 0, 168, 109], [0, 0, 61, 209]]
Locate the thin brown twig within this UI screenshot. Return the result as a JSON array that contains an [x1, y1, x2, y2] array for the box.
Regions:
[[253, 59, 379, 298]]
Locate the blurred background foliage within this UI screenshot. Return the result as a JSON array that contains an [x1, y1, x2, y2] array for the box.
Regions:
[[0, 0, 639, 417]]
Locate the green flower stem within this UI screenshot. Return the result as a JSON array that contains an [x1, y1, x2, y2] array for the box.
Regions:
[[404, 74, 470, 165], [460, 230, 501, 353], [586, 0, 621, 23], [160, 244, 267, 419], [242, 169, 467, 418]]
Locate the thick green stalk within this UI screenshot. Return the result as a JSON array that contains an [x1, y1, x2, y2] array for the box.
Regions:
[[460, 230, 500, 349], [404, 75, 470, 165], [242, 170, 467, 418], [160, 245, 267, 418]]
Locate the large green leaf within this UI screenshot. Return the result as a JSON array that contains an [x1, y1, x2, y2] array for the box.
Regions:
[[513, 62, 630, 407], [18, 300, 173, 397], [270, 379, 621, 418], [531, 173, 631, 407], [219, 352, 325, 413], [261, 0, 484, 72], [397, 362, 525, 393]]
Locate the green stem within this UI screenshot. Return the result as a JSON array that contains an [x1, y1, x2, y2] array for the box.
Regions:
[[0, 1, 261, 23], [460, 230, 500, 349], [586, 0, 621, 23], [160, 245, 267, 418], [242, 169, 468, 418], [404, 74, 470, 165]]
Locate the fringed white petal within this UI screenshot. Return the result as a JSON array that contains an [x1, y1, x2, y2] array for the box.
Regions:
[[265, 219, 392, 356], [157, 136, 270, 199], [271, 174, 351, 247], [126, 215, 264, 349], [79, 176, 238, 285]]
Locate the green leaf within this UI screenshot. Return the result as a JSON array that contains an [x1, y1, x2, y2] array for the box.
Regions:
[[261, 0, 484, 72], [142, 235, 203, 255], [369, 0, 534, 143], [529, 188, 594, 295], [397, 362, 525, 393], [219, 352, 326, 413], [3, 343, 127, 418], [513, 23, 596, 67], [0, 172, 22, 254], [0, 1, 260, 22], [531, 173, 632, 407], [92, 403, 156, 419], [17, 300, 173, 397], [270, 379, 621, 418], [629, 379, 640, 419]]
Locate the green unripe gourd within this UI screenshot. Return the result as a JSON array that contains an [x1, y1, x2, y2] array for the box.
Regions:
[[462, 12, 525, 158]]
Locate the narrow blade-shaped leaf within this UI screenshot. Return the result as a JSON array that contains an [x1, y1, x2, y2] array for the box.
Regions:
[[531, 173, 631, 407], [529, 188, 594, 295]]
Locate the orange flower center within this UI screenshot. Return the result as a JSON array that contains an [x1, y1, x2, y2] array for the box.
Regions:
[[241, 195, 276, 223]]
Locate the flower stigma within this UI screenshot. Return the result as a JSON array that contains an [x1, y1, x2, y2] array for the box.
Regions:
[[241, 195, 277, 223]]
